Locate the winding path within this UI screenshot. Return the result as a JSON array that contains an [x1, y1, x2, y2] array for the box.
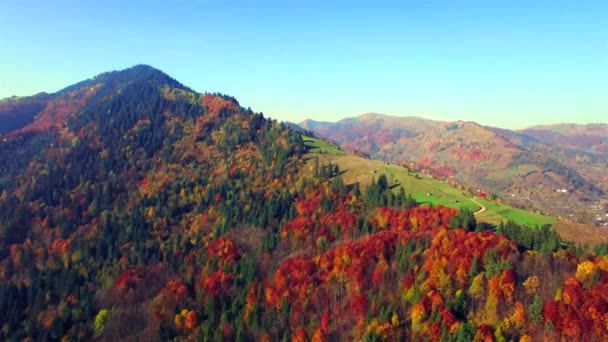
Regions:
[[470, 197, 487, 215]]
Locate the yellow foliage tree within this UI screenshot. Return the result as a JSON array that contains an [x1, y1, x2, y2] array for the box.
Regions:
[[391, 312, 400, 327], [469, 273, 485, 300], [147, 206, 156, 219], [522, 275, 540, 296], [575, 260, 596, 282]]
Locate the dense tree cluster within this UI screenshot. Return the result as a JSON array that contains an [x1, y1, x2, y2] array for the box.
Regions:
[[365, 174, 416, 209], [497, 221, 561, 253]]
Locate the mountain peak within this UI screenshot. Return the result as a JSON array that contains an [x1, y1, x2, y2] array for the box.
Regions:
[[0, 65, 195, 136], [94, 64, 176, 84], [57, 64, 187, 96], [357, 112, 386, 120]]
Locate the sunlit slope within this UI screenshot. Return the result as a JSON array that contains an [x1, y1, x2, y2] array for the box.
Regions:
[[304, 136, 556, 227], [302, 136, 345, 155]]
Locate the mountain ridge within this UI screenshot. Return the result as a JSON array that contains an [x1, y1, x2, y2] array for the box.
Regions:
[[301, 113, 607, 134]]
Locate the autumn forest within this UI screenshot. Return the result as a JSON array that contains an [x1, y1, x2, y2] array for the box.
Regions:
[[1, 66, 608, 341]]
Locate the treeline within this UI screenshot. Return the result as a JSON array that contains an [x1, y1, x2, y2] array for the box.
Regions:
[[497, 220, 561, 253], [365, 174, 416, 209]]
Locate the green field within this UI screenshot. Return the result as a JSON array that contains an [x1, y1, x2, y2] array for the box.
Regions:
[[303, 136, 346, 155], [305, 138, 556, 228], [475, 197, 556, 226], [382, 164, 480, 212]]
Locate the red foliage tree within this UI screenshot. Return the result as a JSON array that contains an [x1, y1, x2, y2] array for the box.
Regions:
[[207, 237, 241, 267]]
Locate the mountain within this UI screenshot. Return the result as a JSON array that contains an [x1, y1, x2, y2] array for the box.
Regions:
[[300, 114, 442, 148], [522, 123, 608, 155], [2, 67, 608, 341], [300, 114, 608, 223], [0, 65, 307, 340]]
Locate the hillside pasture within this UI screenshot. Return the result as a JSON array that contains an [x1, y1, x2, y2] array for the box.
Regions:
[[306, 144, 557, 228]]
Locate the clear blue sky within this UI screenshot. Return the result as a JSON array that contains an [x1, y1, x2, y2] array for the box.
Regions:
[[1, 0, 606, 129]]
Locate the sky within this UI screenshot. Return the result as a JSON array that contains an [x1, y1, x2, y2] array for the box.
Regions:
[[0, 0, 606, 129]]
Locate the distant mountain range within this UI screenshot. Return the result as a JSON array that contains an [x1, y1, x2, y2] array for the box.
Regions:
[[300, 114, 608, 222]]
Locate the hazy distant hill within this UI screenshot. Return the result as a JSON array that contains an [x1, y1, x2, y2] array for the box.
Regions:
[[301, 113, 441, 147], [522, 123, 608, 155], [300, 114, 608, 222]]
